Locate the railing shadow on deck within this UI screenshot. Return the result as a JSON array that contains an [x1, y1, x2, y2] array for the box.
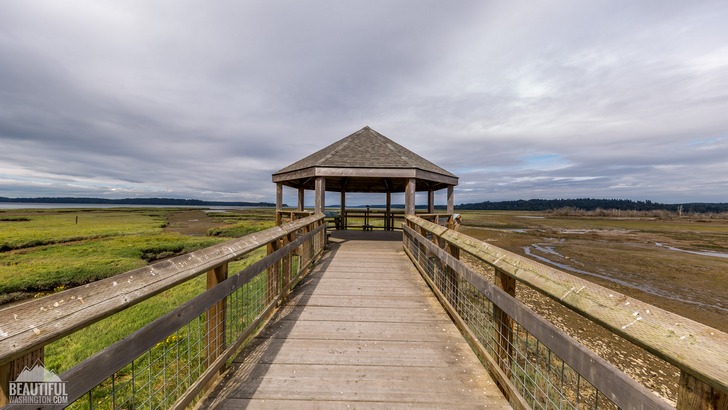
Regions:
[[0, 213, 327, 409], [403, 215, 728, 410]]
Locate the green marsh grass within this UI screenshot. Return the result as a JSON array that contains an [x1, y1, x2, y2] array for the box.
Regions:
[[208, 220, 275, 237], [0, 233, 225, 302], [53, 247, 271, 409], [0, 209, 167, 251], [0, 207, 277, 408]]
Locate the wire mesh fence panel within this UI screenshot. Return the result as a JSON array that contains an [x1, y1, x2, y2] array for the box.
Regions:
[[507, 322, 617, 410], [225, 272, 268, 348], [58, 220, 326, 410], [67, 268, 285, 409], [403, 223, 635, 410], [70, 313, 209, 410], [458, 279, 498, 359]]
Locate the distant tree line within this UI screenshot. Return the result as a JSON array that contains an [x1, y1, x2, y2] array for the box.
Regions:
[[0, 197, 277, 207], [4, 196, 727, 213], [455, 198, 728, 213]]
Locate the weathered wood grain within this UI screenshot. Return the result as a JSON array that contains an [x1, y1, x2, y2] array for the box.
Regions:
[[0, 214, 323, 364], [199, 231, 510, 409], [406, 215, 728, 397], [406, 224, 672, 410]]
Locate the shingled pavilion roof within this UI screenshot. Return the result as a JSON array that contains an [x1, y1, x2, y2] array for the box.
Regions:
[[272, 126, 458, 193]]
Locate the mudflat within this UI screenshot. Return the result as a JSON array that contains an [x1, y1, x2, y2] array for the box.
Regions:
[[459, 210, 728, 403]]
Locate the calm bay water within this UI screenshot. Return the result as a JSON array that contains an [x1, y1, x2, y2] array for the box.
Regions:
[[0, 203, 256, 210]]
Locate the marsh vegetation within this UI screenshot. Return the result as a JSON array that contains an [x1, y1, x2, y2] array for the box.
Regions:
[[0, 208, 275, 305], [0, 207, 275, 378], [2, 207, 724, 403], [458, 210, 728, 331], [458, 210, 728, 403]]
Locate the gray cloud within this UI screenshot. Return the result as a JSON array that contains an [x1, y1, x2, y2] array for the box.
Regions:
[[1, 1, 727, 205]]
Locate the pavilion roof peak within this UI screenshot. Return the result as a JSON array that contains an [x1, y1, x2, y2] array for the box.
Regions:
[[274, 126, 456, 178]]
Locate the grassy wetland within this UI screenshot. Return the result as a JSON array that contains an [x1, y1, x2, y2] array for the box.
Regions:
[[2, 206, 726, 403], [0, 207, 275, 375]]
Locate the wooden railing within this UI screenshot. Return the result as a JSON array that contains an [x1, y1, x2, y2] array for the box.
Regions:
[[324, 209, 406, 231], [0, 213, 326, 409], [275, 209, 315, 225], [404, 215, 728, 410]]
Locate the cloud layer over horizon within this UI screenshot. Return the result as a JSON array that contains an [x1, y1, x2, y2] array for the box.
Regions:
[[2, 1, 727, 205]]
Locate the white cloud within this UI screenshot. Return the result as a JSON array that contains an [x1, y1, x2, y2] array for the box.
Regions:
[[1, 0, 727, 204]]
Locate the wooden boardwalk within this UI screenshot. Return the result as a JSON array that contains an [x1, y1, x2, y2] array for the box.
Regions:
[[199, 231, 510, 409]]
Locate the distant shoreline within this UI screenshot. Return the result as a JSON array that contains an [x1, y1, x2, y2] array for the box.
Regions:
[[0, 203, 268, 210], [0, 196, 277, 207], [2, 196, 727, 213]]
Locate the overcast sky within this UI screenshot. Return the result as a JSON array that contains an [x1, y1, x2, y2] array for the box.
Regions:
[[1, 1, 727, 205]]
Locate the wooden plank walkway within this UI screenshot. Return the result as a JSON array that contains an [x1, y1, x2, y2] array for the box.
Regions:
[[198, 231, 510, 409]]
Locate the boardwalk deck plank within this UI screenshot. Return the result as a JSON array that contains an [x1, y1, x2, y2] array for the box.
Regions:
[[199, 231, 510, 409]]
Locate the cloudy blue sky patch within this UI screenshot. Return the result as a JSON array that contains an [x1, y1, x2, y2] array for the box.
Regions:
[[1, 1, 727, 204]]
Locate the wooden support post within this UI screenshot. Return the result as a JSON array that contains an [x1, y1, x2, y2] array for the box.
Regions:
[[677, 371, 728, 410], [0, 348, 45, 406], [494, 268, 516, 378], [405, 178, 416, 215], [276, 183, 283, 226], [428, 189, 435, 214], [315, 177, 325, 213], [206, 264, 228, 368], [340, 178, 348, 230], [386, 191, 392, 230], [297, 187, 305, 211], [340, 190, 346, 230], [447, 185, 455, 214]]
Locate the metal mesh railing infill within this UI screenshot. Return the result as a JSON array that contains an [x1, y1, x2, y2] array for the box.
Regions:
[[57, 220, 325, 410], [403, 222, 670, 410]]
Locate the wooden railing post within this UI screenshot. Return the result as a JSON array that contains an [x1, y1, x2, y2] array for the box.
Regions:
[[677, 371, 728, 410], [303, 225, 312, 269], [430, 232, 441, 288], [494, 268, 515, 378], [280, 232, 292, 303], [266, 239, 281, 305], [206, 263, 228, 368], [0, 348, 45, 406]]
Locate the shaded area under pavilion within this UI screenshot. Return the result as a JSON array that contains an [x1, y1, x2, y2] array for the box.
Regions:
[[272, 126, 458, 229]]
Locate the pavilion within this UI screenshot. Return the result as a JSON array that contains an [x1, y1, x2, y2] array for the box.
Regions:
[[272, 126, 458, 227]]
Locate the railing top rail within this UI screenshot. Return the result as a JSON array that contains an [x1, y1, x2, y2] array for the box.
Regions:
[[406, 215, 728, 394], [403, 223, 672, 410], [0, 213, 325, 364]]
